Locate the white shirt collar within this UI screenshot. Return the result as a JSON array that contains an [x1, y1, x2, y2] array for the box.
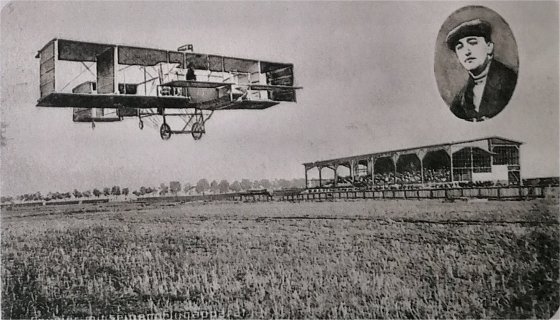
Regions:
[[468, 59, 492, 83]]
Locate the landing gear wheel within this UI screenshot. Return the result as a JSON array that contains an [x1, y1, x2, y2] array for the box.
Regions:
[[160, 123, 171, 140], [191, 122, 204, 140], [139, 120, 144, 130]]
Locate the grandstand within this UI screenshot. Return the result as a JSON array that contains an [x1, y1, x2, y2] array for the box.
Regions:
[[303, 136, 522, 189]]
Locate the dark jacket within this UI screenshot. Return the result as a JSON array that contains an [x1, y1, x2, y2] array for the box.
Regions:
[[186, 67, 196, 81], [450, 60, 517, 122]]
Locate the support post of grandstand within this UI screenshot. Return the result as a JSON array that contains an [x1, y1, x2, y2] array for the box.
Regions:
[[417, 149, 427, 185], [470, 147, 474, 181], [304, 166, 308, 188], [517, 146, 522, 186], [420, 159, 425, 184], [318, 166, 322, 188], [331, 166, 338, 187], [392, 154, 399, 185], [350, 160, 355, 185], [447, 147, 454, 182], [369, 157, 375, 189]]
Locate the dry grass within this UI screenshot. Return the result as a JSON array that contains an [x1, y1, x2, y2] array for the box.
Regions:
[[2, 200, 558, 319]]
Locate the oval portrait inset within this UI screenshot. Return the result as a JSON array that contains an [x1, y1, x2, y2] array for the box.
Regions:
[[434, 6, 519, 122]]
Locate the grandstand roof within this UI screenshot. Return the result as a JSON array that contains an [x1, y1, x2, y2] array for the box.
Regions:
[[303, 136, 522, 167]]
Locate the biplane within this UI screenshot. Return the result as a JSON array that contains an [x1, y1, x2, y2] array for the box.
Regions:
[[36, 39, 301, 140]]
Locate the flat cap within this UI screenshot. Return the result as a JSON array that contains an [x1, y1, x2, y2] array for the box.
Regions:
[[446, 19, 492, 50]]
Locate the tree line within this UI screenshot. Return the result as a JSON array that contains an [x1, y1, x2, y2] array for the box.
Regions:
[[1, 178, 306, 203]]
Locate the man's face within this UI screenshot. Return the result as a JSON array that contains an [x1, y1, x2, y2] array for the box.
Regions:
[[454, 36, 493, 73]]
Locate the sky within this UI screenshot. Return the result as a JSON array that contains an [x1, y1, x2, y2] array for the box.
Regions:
[[0, 1, 558, 196]]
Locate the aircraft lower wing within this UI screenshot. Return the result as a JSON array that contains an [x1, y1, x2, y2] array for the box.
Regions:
[[216, 100, 279, 110], [161, 80, 232, 89], [161, 81, 301, 103], [160, 80, 302, 91], [247, 84, 303, 90], [37, 93, 190, 109], [36, 92, 280, 111]]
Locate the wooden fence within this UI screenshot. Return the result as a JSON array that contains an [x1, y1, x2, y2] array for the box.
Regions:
[[277, 186, 551, 202]]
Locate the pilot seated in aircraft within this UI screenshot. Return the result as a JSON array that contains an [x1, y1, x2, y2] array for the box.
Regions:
[[232, 86, 248, 101], [186, 62, 197, 81]]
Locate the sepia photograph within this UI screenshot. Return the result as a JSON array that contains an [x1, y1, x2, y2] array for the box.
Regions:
[[1, 1, 558, 319]]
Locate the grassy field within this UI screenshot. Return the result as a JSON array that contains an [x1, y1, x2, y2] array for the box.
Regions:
[[2, 199, 559, 319]]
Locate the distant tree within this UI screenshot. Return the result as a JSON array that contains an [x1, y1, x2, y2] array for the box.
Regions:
[[159, 183, 169, 196], [111, 186, 121, 196], [230, 180, 241, 192], [122, 188, 129, 196], [278, 179, 291, 189], [62, 192, 72, 199], [93, 188, 101, 197], [170, 181, 181, 195], [260, 179, 272, 189], [1, 196, 13, 203], [218, 180, 230, 193], [139, 186, 147, 195], [73, 189, 82, 198], [291, 178, 306, 188], [31, 192, 42, 201], [0, 121, 8, 147], [210, 180, 219, 194], [196, 179, 210, 194], [183, 183, 193, 194], [252, 180, 261, 189], [82, 190, 92, 198], [103, 187, 111, 197], [240, 179, 252, 191]]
